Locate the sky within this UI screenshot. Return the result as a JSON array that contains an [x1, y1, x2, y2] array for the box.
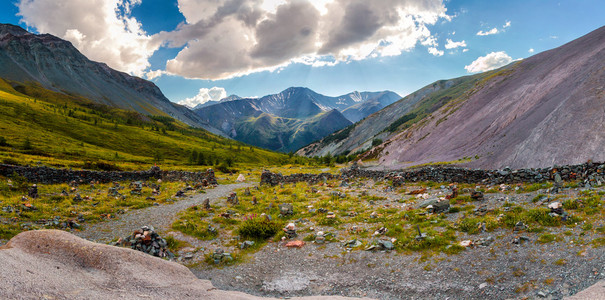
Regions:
[[1, 0, 603, 108]]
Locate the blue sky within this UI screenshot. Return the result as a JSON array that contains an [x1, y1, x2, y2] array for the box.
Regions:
[[1, 0, 603, 107]]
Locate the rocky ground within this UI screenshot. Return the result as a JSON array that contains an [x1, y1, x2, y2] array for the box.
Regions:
[[184, 179, 605, 300], [6, 173, 603, 300]]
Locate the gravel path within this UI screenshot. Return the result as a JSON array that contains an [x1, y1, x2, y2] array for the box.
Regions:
[[76, 182, 253, 243]]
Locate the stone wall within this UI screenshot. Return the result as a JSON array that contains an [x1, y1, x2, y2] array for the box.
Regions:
[[260, 162, 605, 186], [260, 170, 338, 186], [0, 164, 217, 184]]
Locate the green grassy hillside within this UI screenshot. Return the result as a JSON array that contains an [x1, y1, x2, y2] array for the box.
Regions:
[[0, 79, 291, 170]]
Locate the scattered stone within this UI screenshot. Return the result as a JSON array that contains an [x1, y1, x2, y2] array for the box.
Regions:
[[236, 174, 246, 182], [251, 196, 257, 205], [285, 240, 305, 248], [279, 203, 294, 216], [243, 187, 251, 196], [240, 240, 255, 249], [514, 221, 528, 232], [512, 236, 530, 244], [475, 236, 494, 247], [428, 200, 450, 213], [343, 239, 362, 248], [418, 198, 439, 209], [72, 194, 83, 203], [445, 185, 458, 199], [470, 190, 484, 201], [207, 225, 217, 235], [459, 240, 473, 247], [373, 227, 388, 236], [129, 181, 142, 195], [408, 188, 427, 195], [473, 205, 489, 216], [175, 190, 186, 197]]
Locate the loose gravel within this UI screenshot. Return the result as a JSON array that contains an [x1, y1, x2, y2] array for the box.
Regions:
[[76, 182, 252, 243]]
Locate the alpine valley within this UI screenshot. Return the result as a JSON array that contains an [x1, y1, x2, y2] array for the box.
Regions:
[[192, 87, 400, 152]]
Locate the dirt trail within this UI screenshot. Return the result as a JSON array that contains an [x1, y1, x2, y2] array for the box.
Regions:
[[76, 182, 253, 243]]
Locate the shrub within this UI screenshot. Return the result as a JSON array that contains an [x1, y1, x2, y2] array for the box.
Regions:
[[22, 138, 32, 150], [172, 219, 217, 240], [537, 233, 560, 243], [237, 216, 282, 240], [0, 136, 8, 146], [526, 208, 560, 227]]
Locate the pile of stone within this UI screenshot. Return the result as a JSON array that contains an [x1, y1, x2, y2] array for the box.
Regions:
[[211, 248, 233, 264], [279, 203, 293, 216], [226, 192, 238, 205], [27, 184, 38, 198], [129, 181, 143, 195], [115, 225, 172, 258], [283, 223, 297, 239]]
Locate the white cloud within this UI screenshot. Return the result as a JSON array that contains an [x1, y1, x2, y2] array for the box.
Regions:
[[161, 0, 453, 80], [464, 51, 513, 73], [444, 38, 466, 49], [462, 48, 469, 52], [476, 20, 511, 36], [145, 69, 166, 80], [178, 87, 227, 108], [528, 48, 535, 53], [17, 0, 161, 76], [476, 27, 499, 36], [428, 47, 444, 56], [17, 0, 454, 80]]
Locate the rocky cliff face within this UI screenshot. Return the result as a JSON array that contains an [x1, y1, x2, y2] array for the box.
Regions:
[[0, 24, 219, 133]]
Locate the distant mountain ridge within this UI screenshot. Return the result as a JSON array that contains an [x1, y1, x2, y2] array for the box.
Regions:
[[0, 23, 220, 134], [299, 26, 605, 169], [193, 87, 400, 152]]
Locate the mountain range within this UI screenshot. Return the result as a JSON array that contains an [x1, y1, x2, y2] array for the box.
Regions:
[[0, 23, 222, 136], [299, 25, 605, 169], [193, 87, 400, 152]]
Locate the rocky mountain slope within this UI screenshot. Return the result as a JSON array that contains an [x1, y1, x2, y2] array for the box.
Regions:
[[300, 26, 605, 169], [298, 74, 487, 157], [0, 23, 218, 133], [194, 87, 399, 152]]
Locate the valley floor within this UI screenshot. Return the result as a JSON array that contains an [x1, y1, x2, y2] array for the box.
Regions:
[[188, 181, 604, 300], [2, 168, 604, 300]]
